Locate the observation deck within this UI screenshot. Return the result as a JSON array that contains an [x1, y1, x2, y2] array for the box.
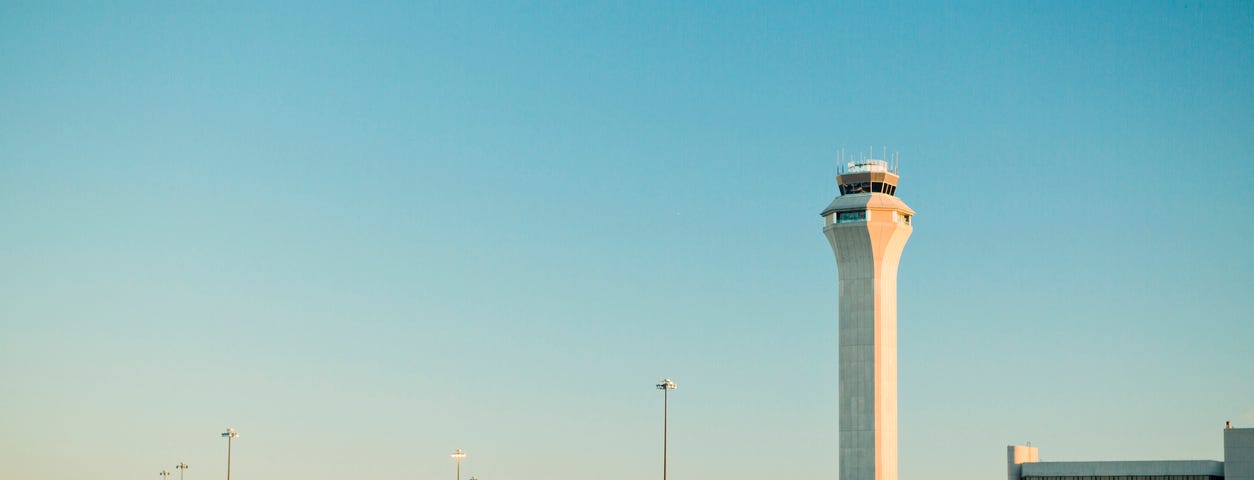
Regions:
[[836, 159, 900, 196]]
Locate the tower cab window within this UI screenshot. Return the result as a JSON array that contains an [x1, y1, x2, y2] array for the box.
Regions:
[[837, 210, 866, 223], [839, 182, 896, 196]]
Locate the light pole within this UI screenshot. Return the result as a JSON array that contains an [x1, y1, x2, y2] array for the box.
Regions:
[[450, 449, 466, 480], [161, 470, 171, 480], [221, 428, 239, 480], [176, 462, 189, 480], [656, 378, 677, 480]]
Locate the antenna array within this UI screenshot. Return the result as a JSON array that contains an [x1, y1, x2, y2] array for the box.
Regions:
[[836, 146, 901, 174]]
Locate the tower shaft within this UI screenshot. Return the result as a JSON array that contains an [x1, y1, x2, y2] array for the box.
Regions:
[[822, 159, 913, 480]]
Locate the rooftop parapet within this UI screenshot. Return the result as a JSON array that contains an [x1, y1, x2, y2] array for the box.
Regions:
[[843, 159, 890, 174]]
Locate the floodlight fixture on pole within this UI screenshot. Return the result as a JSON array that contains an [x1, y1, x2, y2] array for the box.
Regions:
[[221, 428, 239, 480], [656, 378, 677, 480], [451, 449, 467, 480], [176, 462, 189, 480], [160, 470, 172, 480]]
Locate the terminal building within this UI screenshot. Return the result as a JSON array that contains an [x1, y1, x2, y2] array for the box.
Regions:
[[1008, 425, 1254, 480]]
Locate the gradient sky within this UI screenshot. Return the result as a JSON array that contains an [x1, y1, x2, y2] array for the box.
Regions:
[[2, 2, 1252, 480]]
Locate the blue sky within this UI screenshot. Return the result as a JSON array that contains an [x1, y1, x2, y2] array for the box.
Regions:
[[2, 2, 1252, 480]]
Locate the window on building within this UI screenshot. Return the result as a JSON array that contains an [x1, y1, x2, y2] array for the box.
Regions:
[[1024, 476, 1221, 480], [842, 182, 869, 194], [841, 182, 899, 195], [837, 210, 866, 223]]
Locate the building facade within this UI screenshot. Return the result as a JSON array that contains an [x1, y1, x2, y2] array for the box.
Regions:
[[1008, 427, 1254, 480]]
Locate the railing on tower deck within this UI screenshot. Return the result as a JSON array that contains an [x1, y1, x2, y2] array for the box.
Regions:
[[845, 160, 889, 173]]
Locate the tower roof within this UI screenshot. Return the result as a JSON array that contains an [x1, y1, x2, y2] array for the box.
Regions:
[[821, 192, 914, 217]]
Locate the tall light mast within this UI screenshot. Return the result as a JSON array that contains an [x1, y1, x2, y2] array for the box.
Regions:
[[221, 428, 239, 480], [451, 448, 466, 480], [656, 378, 678, 480]]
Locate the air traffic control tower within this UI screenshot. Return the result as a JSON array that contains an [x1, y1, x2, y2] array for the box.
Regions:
[[822, 155, 914, 480]]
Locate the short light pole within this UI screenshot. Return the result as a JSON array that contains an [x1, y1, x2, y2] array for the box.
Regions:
[[656, 378, 677, 480], [221, 428, 239, 480], [161, 470, 172, 480], [450, 449, 466, 480], [176, 462, 189, 480]]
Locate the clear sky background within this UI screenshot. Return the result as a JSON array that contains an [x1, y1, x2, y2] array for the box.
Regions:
[[2, 2, 1252, 480]]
